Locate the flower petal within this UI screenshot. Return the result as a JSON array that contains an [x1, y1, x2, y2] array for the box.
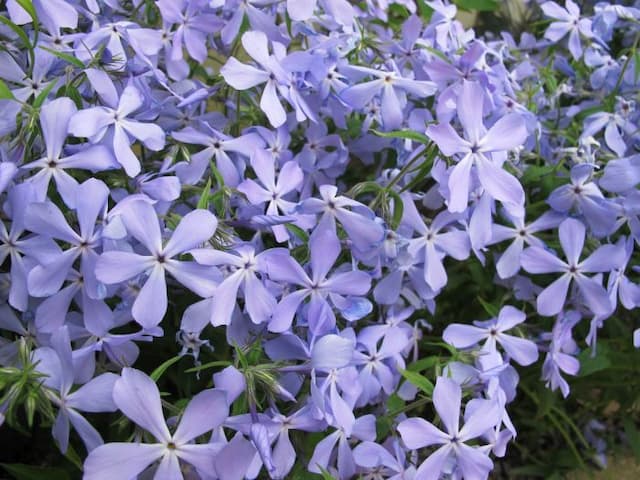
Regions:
[[113, 368, 170, 442], [83, 442, 164, 480]]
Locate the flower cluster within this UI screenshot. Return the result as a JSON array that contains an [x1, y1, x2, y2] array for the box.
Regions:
[[0, 0, 639, 479]]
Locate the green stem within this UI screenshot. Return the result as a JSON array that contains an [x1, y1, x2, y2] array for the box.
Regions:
[[607, 32, 640, 107], [547, 411, 586, 469]]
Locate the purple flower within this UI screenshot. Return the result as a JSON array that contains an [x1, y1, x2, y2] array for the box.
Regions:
[[69, 70, 165, 177], [263, 228, 371, 333], [25, 178, 110, 300], [401, 193, 470, 291], [156, 0, 223, 63], [541, 311, 581, 397], [443, 305, 539, 366], [84, 368, 229, 479], [353, 326, 410, 404], [398, 376, 501, 480], [341, 64, 436, 131], [427, 80, 527, 214], [298, 184, 385, 254], [189, 244, 277, 327], [308, 413, 377, 479], [547, 164, 617, 237], [238, 148, 309, 242], [521, 218, 624, 317], [172, 126, 264, 186], [22, 97, 114, 208], [541, 0, 593, 60], [221, 31, 316, 127], [33, 326, 118, 453], [96, 201, 218, 328], [7, 0, 78, 34], [489, 210, 564, 279], [353, 439, 417, 480], [0, 183, 60, 311]]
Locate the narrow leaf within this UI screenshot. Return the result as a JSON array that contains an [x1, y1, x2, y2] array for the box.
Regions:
[[150, 355, 181, 382], [399, 369, 434, 395], [0, 79, 15, 101], [39, 46, 85, 69], [371, 129, 430, 144], [197, 177, 212, 210]]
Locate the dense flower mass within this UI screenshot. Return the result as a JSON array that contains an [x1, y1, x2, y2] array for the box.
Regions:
[[0, 0, 639, 479]]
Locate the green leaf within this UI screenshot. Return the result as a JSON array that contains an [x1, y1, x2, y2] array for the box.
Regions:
[[284, 223, 309, 243], [399, 369, 434, 395], [150, 355, 181, 382], [521, 165, 555, 184], [33, 79, 58, 109], [39, 46, 85, 69], [386, 392, 405, 413], [317, 466, 338, 480], [407, 356, 439, 372], [184, 360, 232, 374], [0, 15, 32, 53], [1, 464, 71, 480], [14, 0, 37, 23], [416, 0, 434, 21], [0, 79, 15, 101], [634, 49, 640, 84], [348, 180, 384, 199], [623, 417, 640, 462], [454, 0, 499, 11], [477, 297, 499, 317], [57, 84, 83, 109], [197, 177, 212, 210], [577, 343, 611, 377], [371, 129, 430, 144], [387, 189, 404, 230]]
